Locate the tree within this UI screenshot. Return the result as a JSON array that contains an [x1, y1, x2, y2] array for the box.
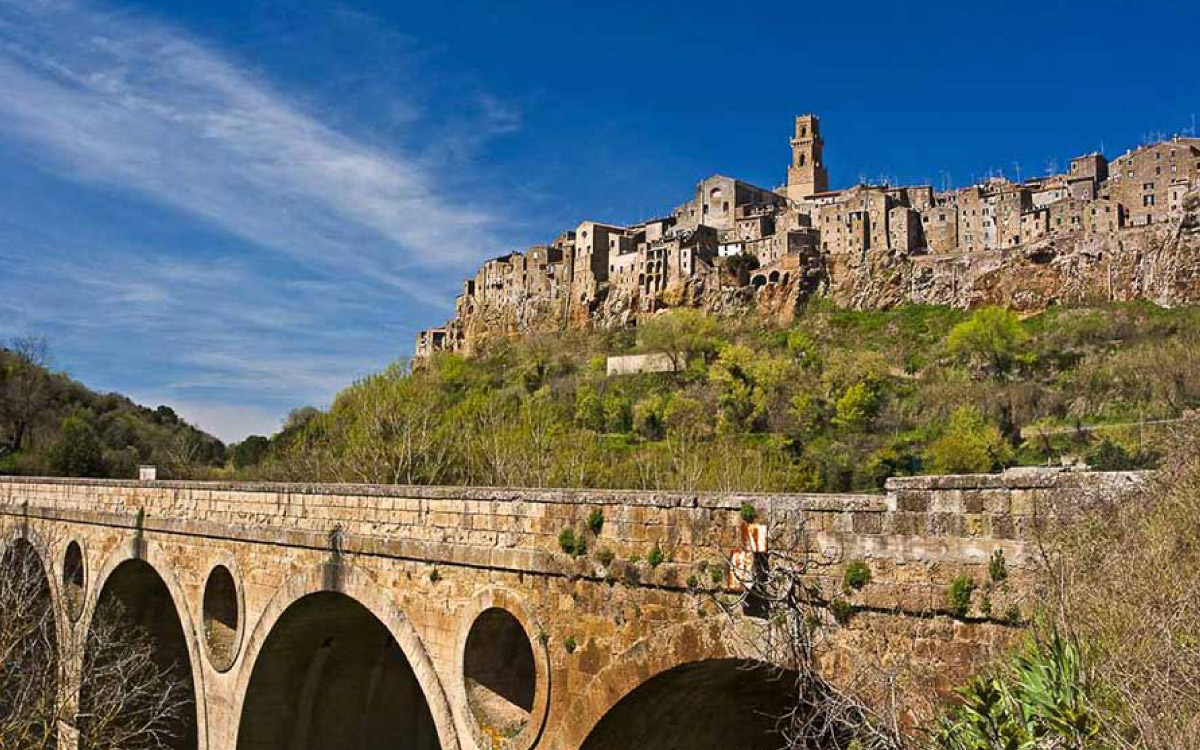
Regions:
[[0, 540, 191, 750], [231, 435, 271, 469], [926, 406, 1014, 474], [48, 415, 105, 478], [0, 337, 53, 454], [946, 308, 1029, 378], [833, 382, 879, 431], [636, 309, 722, 371]]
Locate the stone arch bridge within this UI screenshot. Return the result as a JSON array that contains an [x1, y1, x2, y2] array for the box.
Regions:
[[0, 471, 1139, 750]]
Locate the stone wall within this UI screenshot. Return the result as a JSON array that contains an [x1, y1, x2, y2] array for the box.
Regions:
[[0, 469, 1145, 750]]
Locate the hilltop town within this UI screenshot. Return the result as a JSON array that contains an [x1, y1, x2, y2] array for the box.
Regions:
[[417, 115, 1200, 357]]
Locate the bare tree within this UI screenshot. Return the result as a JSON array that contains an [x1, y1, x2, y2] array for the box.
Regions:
[[0, 540, 192, 750], [0, 336, 53, 454], [709, 516, 905, 750]]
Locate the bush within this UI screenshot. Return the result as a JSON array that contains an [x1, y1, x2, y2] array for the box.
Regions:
[[557, 528, 577, 555], [833, 382, 879, 431], [740, 502, 759, 524], [594, 547, 615, 566], [564, 636, 577, 654], [829, 597, 854, 625], [947, 574, 976, 617], [946, 307, 1030, 377], [927, 406, 1014, 474], [587, 508, 604, 535], [647, 543, 665, 567], [988, 549, 1008, 584], [843, 559, 872, 591]]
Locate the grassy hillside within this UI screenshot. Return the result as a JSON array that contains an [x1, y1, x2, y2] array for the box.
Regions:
[[242, 301, 1200, 491], [0, 338, 225, 479]]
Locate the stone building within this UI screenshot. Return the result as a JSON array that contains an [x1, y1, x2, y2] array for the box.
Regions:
[[416, 114, 1200, 357], [1105, 138, 1200, 226]]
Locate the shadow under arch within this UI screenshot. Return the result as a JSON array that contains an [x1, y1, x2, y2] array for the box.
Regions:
[[579, 657, 798, 750], [77, 539, 207, 750], [555, 617, 788, 750], [1, 526, 67, 648], [231, 563, 459, 750], [80, 557, 199, 750]]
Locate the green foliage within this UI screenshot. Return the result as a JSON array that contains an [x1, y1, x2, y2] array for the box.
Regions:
[[947, 575, 977, 617], [686, 574, 699, 589], [1086, 437, 1157, 471], [833, 381, 879, 431], [739, 502, 758, 524], [428, 568, 441, 584], [989, 549, 1008, 584], [231, 436, 270, 469], [594, 547, 615, 567], [929, 633, 1102, 750], [829, 597, 854, 625], [946, 307, 1030, 377], [236, 303, 1200, 490], [587, 508, 604, 535], [557, 528, 577, 555], [843, 559, 872, 591], [48, 415, 105, 478], [563, 636, 577, 654], [647, 543, 665, 568], [927, 406, 1015, 474]]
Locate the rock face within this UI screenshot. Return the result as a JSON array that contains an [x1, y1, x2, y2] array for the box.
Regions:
[[438, 197, 1200, 354]]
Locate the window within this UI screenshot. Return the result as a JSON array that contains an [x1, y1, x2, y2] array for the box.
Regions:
[[1144, 195, 1156, 206], [1143, 182, 1155, 190]]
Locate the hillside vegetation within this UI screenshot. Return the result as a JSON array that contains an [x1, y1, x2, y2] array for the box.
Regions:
[[0, 338, 225, 479], [243, 301, 1200, 491]]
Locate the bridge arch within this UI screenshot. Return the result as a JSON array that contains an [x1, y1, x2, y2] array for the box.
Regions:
[[231, 562, 459, 750], [556, 617, 787, 750], [453, 587, 550, 750], [76, 538, 207, 750], [1, 524, 65, 631], [0, 532, 61, 743]]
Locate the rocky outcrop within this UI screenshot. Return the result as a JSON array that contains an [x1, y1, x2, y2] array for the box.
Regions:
[[448, 197, 1200, 353]]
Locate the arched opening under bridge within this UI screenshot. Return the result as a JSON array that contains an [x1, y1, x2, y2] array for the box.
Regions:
[[236, 591, 440, 750]]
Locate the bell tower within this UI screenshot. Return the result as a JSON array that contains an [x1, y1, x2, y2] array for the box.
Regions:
[[787, 114, 828, 201]]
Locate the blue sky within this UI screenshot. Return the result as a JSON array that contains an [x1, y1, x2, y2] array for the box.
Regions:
[[1, 0, 1197, 442]]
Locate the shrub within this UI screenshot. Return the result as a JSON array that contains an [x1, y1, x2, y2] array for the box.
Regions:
[[710, 562, 725, 586], [587, 508, 605, 535], [557, 528, 577, 555], [947, 574, 976, 617], [842, 559, 872, 591], [564, 636, 577, 654], [988, 549, 1008, 583], [946, 307, 1030, 377], [829, 597, 854, 625], [832, 382, 879, 431], [927, 406, 1014, 474], [686, 574, 699, 589], [594, 547, 615, 567], [739, 502, 759, 524], [428, 568, 441, 584], [647, 543, 665, 568]]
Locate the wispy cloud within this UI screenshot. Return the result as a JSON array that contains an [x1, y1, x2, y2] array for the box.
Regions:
[[0, 0, 526, 440], [0, 0, 510, 282]]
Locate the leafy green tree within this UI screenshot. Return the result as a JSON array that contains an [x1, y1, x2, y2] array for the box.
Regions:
[[49, 415, 105, 477], [573, 385, 606, 432], [946, 307, 1030, 377], [602, 394, 633, 433], [232, 436, 271, 469], [833, 381, 879, 430], [636, 309, 722, 370], [927, 406, 1014, 474]]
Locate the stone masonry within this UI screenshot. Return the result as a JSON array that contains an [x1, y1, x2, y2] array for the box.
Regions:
[[0, 469, 1143, 750], [417, 115, 1200, 357]]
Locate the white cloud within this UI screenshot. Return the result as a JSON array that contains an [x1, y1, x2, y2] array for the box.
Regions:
[[0, 0, 510, 284]]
